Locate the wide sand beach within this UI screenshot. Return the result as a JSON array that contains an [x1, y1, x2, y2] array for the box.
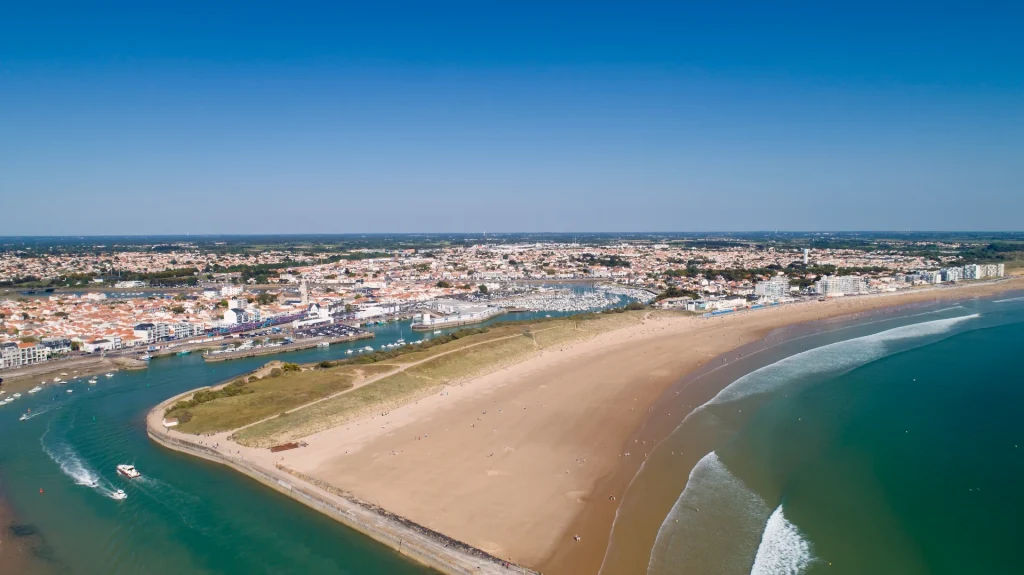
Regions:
[[150, 276, 1023, 574]]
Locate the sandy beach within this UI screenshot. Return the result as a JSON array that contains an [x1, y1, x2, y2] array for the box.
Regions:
[[152, 277, 1024, 574]]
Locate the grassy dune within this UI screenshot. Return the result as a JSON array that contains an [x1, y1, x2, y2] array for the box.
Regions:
[[167, 310, 647, 446], [231, 311, 646, 447]]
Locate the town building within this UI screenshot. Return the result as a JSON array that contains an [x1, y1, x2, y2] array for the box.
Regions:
[[815, 275, 868, 296]]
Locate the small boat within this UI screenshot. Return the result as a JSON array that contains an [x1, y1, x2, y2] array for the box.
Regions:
[[104, 373, 114, 378], [67, 389, 74, 394], [111, 489, 127, 500], [139, 354, 152, 361], [53, 377, 61, 382], [116, 464, 141, 479], [364, 346, 373, 351], [28, 386, 43, 394], [88, 378, 98, 384], [12, 393, 21, 399], [19, 413, 29, 421], [176, 350, 191, 356], [317, 341, 330, 348], [61, 372, 68, 376], [345, 349, 354, 354], [433, 330, 442, 334]]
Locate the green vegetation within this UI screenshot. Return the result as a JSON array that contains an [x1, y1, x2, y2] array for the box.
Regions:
[[230, 311, 646, 447]]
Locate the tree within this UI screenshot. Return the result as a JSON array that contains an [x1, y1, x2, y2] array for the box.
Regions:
[[170, 305, 186, 314], [436, 280, 452, 288], [477, 284, 488, 294], [71, 341, 81, 351], [217, 299, 229, 308]]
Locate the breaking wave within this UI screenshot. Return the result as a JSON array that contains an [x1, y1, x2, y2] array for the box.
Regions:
[[707, 313, 979, 407], [648, 452, 813, 575], [751, 506, 814, 575], [993, 296, 1024, 303]]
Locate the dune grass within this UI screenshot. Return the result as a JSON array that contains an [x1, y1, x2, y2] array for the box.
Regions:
[[169, 367, 360, 435], [230, 311, 647, 447]]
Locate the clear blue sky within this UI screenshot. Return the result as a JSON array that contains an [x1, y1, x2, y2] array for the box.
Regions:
[[2, 1, 1022, 234]]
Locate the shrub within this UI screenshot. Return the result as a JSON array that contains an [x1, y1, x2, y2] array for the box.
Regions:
[[269, 368, 283, 378], [283, 363, 301, 372], [318, 361, 334, 369], [176, 410, 193, 424]]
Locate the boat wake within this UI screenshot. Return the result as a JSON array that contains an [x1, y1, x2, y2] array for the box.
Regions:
[[20, 405, 58, 420], [40, 419, 122, 499], [648, 452, 814, 575], [993, 296, 1024, 303], [133, 476, 207, 532]]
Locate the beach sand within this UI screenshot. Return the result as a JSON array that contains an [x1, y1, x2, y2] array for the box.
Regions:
[[164, 277, 1024, 574]]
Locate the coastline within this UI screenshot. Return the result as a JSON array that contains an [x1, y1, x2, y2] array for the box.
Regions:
[[146, 277, 1023, 575], [0, 355, 145, 394], [147, 390, 538, 575]]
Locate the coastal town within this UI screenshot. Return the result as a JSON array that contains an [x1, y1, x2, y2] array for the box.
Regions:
[[0, 236, 1011, 372]]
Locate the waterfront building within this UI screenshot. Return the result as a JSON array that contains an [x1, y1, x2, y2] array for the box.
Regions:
[[754, 276, 790, 300], [815, 275, 868, 296], [941, 267, 963, 282]]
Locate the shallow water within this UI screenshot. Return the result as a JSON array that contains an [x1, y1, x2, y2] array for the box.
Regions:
[[604, 294, 1024, 575], [0, 285, 627, 574]]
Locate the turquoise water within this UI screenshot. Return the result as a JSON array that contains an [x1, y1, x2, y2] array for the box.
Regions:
[[0, 285, 629, 574], [629, 294, 1024, 575]]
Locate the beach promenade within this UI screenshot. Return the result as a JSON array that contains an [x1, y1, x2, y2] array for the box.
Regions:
[[148, 277, 1023, 575]]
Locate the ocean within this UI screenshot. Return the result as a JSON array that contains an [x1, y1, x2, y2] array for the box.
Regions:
[[0, 284, 628, 575], [602, 293, 1024, 575]]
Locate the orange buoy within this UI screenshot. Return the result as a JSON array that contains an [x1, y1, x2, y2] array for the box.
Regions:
[[39, 488, 44, 494]]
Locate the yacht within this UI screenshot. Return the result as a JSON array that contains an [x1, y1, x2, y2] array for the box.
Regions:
[[116, 464, 141, 479], [111, 489, 128, 500]]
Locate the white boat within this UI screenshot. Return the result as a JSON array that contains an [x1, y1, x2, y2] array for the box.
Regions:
[[67, 389, 74, 394], [364, 346, 373, 351], [345, 349, 353, 354], [28, 386, 43, 394], [61, 372, 68, 376], [19, 413, 29, 421], [116, 464, 141, 479], [12, 393, 21, 398], [105, 373, 114, 378], [53, 377, 61, 382], [139, 354, 152, 361], [111, 489, 127, 500], [88, 378, 98, 384], [433, 330, 442, 334], [317, 341, 330, 348]]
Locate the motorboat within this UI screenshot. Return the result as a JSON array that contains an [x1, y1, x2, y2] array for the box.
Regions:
[[345, 349, 353, 354], [105, 373, 115, 378], [317, 341, 330, 348], [12, 393, 21, 398], [139, 354, 152, 361], [116, 464, 141, 479], [88, 378, 98, 384], [28, 386, 43, 394], [67, 389, 74, 394], [111, 489, 127, 500], [19, 413, 29, 421]]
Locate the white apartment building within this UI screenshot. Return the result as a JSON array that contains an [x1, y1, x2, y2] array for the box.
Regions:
[[816, 275, 868, 296], [754, 276, 790, 299]]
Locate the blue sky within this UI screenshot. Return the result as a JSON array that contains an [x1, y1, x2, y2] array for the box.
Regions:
[[1, 1, 1022, 234]]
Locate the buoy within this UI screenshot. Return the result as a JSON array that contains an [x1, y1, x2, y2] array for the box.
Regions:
[[39, 488, 44, 494]]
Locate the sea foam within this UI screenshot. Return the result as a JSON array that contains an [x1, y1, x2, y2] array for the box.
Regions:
[[750, 506, 814, 575], [648, 452, 813, 575], [706, 313, 979, 407]]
